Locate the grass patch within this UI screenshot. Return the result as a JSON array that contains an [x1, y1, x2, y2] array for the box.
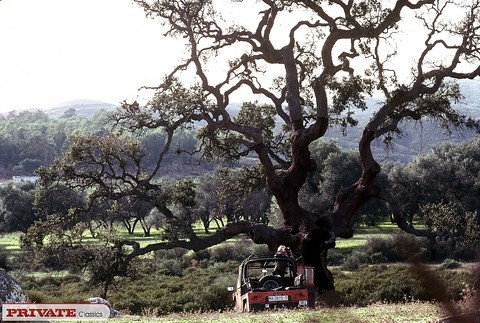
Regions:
[[335, 223, 401, 250], [0, 232, 22, 252], [0, 222, 402, 256], [58, 302, 446, 322]]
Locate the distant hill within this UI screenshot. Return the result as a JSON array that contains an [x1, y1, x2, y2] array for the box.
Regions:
[[324, 78, 480, 163], [46, 99, 118, 118], [326, 116, 479, 164], [41, 78, 480, 163]]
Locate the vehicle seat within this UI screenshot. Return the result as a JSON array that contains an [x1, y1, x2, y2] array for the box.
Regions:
[[282, 277, 294, 287], [247, 277, 259, 289]]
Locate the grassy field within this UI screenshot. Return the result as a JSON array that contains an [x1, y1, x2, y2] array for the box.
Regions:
[[0, 232, 22, 250], [0, 222, 402, 251], [164, 303, 446, 322], [2, 223, 476, 322], [335, 223, 401, 249], [59, 303, 449, 322]]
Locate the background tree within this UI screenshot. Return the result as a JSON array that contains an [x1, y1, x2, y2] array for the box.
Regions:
[[33, 0, 480, 292], [33, 183, 86, 220], [388, 137, 480, 248], [0, 183, 36, 233], [302, 140, 389, 226], [108, 197, 155, 236], [194, 172, 223, 233], [0, 109, 99, 177]]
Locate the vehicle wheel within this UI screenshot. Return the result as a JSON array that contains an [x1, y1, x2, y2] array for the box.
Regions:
[[258, 275, 283, 290]]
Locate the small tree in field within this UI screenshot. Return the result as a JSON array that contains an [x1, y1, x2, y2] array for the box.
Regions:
[[32, 0, 480, 292]]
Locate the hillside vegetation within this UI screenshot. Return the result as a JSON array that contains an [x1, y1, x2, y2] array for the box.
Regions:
[[1, 77, 479, 176]]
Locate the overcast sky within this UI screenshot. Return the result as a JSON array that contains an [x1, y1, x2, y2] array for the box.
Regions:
[[0, 1, 476, 115], [0, 0, 183, 113]]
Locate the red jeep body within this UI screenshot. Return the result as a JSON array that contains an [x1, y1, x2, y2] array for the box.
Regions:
[[231, 252, 316, 312]]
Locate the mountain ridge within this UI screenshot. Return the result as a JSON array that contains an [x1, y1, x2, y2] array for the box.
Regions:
[[46, 99, 118, 118], [9, 76, 480, 164]]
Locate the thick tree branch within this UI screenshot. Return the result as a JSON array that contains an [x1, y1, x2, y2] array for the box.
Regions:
[[117, 221, 302, 271]]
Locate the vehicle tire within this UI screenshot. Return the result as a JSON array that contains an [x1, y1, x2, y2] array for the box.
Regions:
[[258, 275, 283, 290]]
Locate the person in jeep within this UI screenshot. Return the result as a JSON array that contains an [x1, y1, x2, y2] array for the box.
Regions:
[[272, 245, 293, 277]]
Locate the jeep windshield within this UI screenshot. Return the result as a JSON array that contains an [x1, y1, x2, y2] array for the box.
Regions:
[[243, 258, 295, 279]]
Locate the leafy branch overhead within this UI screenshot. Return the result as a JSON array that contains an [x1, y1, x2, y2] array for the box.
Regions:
[[131, 0, 480, 229], [31, 0, 480, 293]]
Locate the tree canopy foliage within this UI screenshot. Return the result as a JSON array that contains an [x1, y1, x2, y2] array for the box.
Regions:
[[0, 110, 103, 177], [24, 0, 480, 292], [389, 137, 480, 245]]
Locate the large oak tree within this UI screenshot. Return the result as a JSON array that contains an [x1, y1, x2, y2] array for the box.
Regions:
[[34, 0, 480, 292]]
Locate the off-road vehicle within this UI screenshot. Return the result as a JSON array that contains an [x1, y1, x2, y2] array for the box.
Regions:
[[229, 252, 316, 312]]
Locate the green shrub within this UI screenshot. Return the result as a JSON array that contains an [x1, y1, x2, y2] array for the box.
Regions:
[[341, 250, 370, 271], [390, 233, 430, 261], [441, 258, 461, 269], [363, 233, 430, 263], [26, 290, 50, 303], [210, 244, 251, 262], [36, 276, 62, 288], [248, 242, 269, 255], [364, 237, 400, 262], [15, 246, 475, 315], [209, 238, 268, 263], [435, 268, 469, 301], [56, 273, 82, 284], [104, 261, 237, 315], [190, 249, 211, 261], [369, 252, 388, 264], [19, 273, 91, 304], [157, 258, 185, 276], [327, 249, 347, 266], [361, 232, 475, 264], [154, 248, 189, 260], [430, 240, 477, 261], [333, 264, 473, 306]]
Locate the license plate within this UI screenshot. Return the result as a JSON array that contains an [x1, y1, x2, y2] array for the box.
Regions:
[[268, 295, 289, 302]]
